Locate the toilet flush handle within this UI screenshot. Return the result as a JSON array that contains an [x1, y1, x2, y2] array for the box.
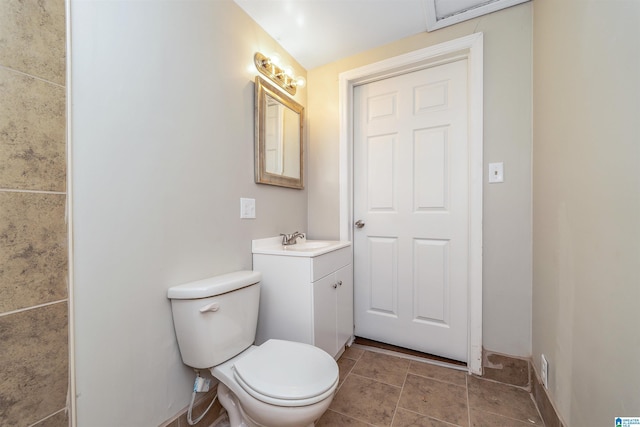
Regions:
[[199, 302, 220, 313]]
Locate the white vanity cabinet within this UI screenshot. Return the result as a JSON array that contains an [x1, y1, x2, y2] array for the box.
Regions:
[[252, 240, 353, 359], [312, 263, 353, 358]]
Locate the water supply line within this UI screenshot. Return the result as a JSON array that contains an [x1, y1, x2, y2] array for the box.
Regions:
[[187, 370, 218, 425]]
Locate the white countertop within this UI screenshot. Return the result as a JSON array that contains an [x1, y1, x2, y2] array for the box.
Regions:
[[252, 236, 351, 257]]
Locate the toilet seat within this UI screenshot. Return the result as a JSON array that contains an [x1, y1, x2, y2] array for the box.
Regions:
[[232, 339, 339, 407]]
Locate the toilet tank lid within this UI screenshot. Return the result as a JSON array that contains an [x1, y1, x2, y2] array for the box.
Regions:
[[167, 271, 261, 299]]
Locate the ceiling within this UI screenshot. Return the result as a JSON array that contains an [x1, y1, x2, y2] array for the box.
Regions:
[[233, 0, 529, 70]]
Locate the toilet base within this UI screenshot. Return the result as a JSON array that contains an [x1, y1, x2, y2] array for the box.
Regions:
[[210, 412, 230, 427], [216, 382, 320, 427]]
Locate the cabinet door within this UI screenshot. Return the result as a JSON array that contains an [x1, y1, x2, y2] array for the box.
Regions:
[[336, 264, 354, 351], [313, 274, 338, 356]]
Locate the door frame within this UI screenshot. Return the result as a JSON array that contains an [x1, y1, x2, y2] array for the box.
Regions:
[[338, 33, 484, 374]]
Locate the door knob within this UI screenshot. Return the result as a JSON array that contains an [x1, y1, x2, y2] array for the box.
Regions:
[[355, 220, 365, 228]]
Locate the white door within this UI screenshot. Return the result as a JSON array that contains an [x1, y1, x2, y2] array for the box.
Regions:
[[353, 59, 469, 362]]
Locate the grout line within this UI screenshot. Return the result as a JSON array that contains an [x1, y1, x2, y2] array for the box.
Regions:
[[27, 407, 67, 427], [469, 372, 531, 391], [389, 359, 410, 426], [529, 392, 547, 426], [395, 407, 462, 426], [0, 64, 66, 88], [347, 372, 403, 390], [0, 188, 66, 195], [352, 343, 468, 372], [473, 407, 545, 426], [326, 408, 376, 426], [0, 299, 68, 318]]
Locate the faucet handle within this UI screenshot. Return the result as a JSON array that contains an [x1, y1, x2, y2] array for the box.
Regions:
[[280, 231, 304, 245]]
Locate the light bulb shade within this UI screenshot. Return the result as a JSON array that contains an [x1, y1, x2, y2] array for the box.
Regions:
[[295, 76, 306, 88]]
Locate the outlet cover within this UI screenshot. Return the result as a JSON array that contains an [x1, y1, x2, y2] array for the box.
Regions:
[[541, 354, 549, 389]]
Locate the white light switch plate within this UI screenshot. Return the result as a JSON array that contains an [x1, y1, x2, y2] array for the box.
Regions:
[[489, 162, 504, 183], [240, 198, 256, 219]]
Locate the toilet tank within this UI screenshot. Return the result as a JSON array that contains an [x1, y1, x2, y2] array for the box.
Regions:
[[168, 271, 261, 369]]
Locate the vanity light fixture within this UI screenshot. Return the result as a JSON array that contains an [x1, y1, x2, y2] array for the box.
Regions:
[[254, 52, 306, 96]]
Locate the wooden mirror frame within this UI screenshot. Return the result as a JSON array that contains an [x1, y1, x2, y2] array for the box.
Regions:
[[254, 76, 304, 189]]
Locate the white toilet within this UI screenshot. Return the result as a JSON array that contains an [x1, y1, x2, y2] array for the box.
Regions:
[[168, 271, 339, 427]]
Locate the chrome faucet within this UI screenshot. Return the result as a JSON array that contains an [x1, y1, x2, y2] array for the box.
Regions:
[[281, 231, 305, 246]]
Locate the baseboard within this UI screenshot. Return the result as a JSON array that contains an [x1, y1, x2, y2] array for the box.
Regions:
[[530, 363, 565, 427]]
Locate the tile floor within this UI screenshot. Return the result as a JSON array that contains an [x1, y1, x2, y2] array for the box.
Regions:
[[317, 346, 544, 427]]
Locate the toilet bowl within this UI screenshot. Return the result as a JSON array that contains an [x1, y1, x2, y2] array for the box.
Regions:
[[212, 340, 338, 427], [167, 271, 340, 427]]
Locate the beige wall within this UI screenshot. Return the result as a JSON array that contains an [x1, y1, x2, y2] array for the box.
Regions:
[[307, 4, 533, 357], [532, 0, 640, 425], [0, 0, 69, 426], [70, 1, 307, 425]]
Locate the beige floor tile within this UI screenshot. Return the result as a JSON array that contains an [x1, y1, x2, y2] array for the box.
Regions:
[[467, 376, 542, 425], [398, 374, 469, 427], [470, 408, 538, 426], [342, 346, 365, 361], [351, 350, 411, 387], [482, 353, 530, 387], [392, 408, 457, 426], [329, 374, 401, 426], [408, 361, 467, 387], [337, 357, 357, 388], [328, 348, 545, 427], [317, 409, 372, 426]]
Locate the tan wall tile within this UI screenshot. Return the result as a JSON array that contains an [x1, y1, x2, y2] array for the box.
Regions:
[[31, 409, 69, 427], [0, 0, 65, 85], [0, 68, 66, 191], [0, 192, 67, 312], [0, 302, 69, 426]]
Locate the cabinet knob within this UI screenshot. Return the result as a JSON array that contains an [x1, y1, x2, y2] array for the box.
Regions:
[[338, 280, 343, 286], [332, 283, 338, 289]]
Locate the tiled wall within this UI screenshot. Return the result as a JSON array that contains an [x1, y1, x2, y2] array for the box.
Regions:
[[0, 0, 69, 426]]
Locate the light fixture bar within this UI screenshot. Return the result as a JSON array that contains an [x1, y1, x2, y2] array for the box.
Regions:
[[254, 52, 301, 96]]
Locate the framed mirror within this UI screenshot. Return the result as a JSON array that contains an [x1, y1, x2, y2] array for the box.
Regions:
[[255, 76, 304, 189]]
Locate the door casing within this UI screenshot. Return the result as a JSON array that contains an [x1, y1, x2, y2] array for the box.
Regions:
[[338, 33, 484, 374]]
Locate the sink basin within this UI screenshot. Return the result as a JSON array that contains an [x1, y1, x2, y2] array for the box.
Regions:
[[252, 236, 351, 257], [291, 241, 333, 250]]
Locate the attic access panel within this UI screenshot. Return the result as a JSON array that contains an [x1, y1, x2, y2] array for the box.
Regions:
[[425, 0, 530, 31]]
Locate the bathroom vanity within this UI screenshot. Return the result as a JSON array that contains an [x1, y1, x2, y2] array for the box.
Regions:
[[252, 237, 353, 359]]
